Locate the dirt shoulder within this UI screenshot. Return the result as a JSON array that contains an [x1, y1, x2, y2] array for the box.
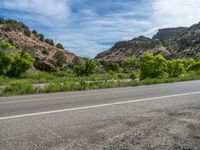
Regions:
[[54, 103, 200, 150]]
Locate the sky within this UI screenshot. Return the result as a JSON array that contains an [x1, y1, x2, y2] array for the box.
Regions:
[[0, 0, 200, 57]]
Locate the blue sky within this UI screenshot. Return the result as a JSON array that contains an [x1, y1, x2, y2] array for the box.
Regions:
[[0, 0, 200, 57]]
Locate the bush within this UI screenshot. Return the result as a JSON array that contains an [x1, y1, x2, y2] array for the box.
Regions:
[[130, 72, 137, 80], [103, 61, 119, 72], [122, 56, 139, 73], [56, 43, 64, 49], [3, 80, 34, 95], [39, 34, 44, 41], [140, 53, 167, 80], [32, 30, 38, 35], [24, 29, 31, 37], [73, 58, 96, 76], [0, 41, 34, 77], [166, 59, 185, 78], [42, 48, 49, 55], [45, 39, 54, 46], [188, 62, 200, 72], [7, 52, 35, 77]]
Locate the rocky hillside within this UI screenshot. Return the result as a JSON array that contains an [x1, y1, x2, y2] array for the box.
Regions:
[[95, 22, 200, 62], [0, 19, 81, 72], [152, 27, 187, 40]]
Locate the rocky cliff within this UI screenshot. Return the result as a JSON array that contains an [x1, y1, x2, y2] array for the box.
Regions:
[[95, 22, 200, 62]]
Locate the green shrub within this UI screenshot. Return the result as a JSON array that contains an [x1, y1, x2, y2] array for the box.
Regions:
[[188, 62, 200, 72], [130, 72, 137, 80], [103, 61, 119, 72], [56, 43, 64, 49], [122, 56, 139, 73], [42, 48, 49, 55], [73, 58, 96, 76], [45, 39, 54, 46], [3, 80, 34, 95], [24, 29, 31, 37], [7, 52, 34, 78], [0, 41, 34, 78], [166, 59, 185, 78], [140, 53, 167, 80], [39, 34, 44, 41], [32, 30, 38, 35]]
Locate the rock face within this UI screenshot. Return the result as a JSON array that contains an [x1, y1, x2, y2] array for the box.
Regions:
[[95, 22, 200, 62], [95, 36, 172, 62], [0, 19, 81, 72], [152, 27, 187, 40]]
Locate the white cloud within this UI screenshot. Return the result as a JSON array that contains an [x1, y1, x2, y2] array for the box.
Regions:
[[1, 0, 70, 26], [152, 0, 200, 27]]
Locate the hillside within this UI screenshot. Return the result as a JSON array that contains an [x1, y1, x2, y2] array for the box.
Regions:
[[95, 22, 200, 62], [0, 19, 81, 72]]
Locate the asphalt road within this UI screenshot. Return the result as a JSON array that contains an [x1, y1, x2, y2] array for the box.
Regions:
[[1, 80, 200, 150]]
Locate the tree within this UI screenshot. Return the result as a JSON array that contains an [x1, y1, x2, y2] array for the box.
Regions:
[[188, 62, 200, 72], [73, 58, 96, 76], [122, 56, 139, 72], [166, 59, 185, 78], [56, 43, 64, 49], [140, 53, 167, 79], [84, 58, 96, 76], [103, 61, 119, 72], [45, 39, 54, 46], [0, 41, 34, 77], [0, 41, 14, 75], [7, 52, 34, 77]]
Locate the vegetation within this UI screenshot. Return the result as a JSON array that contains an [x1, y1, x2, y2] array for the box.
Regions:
[[0, 41, 34, 78], [24, 29, 31, 37], [45, 39, 54, 46], [56, 43, 64, 49], [140, 53, 167, 79], [73, 58, 96, 76], [1, 19, 200, 96], [39, 34, 44, 41]]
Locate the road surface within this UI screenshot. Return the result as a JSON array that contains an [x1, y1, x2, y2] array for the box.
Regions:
[[0, 80, 200, 149]]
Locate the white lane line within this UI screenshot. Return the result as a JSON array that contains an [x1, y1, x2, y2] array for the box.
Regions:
[[0, 91, 200, 121]]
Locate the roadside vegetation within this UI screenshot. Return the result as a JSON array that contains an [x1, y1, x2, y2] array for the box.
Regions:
[[1, 41, 200, 96]]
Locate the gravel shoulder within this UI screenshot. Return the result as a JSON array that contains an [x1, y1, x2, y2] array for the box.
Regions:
[[53, 103, 200, 150]]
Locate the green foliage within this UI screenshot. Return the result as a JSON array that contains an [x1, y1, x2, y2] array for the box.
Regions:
[[73, 58, 96, 76], [84, 58, 96, 76], [0, 41, 34, 77], [24, 29, 31, 37], [45, 39, 54, 46], [188, 62, 200, 72], [7, 52, 34, 77], [32, 30, 38, 35], [42, 48, 49, 55], [0, 41, 14, 75], [3, 80, 34, 95], [166, 59, 185, 78], [39, 34, 44, 41], [130, 72, 137, 80], [122, 56, 139, 72], [140, 53, 167, 80], [56, 43, 64, 49], [103, 61, 119, 72]]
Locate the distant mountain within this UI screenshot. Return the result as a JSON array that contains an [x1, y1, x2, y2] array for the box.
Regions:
[[0, 19, 81, 72], [95, 22, 200, 62]]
